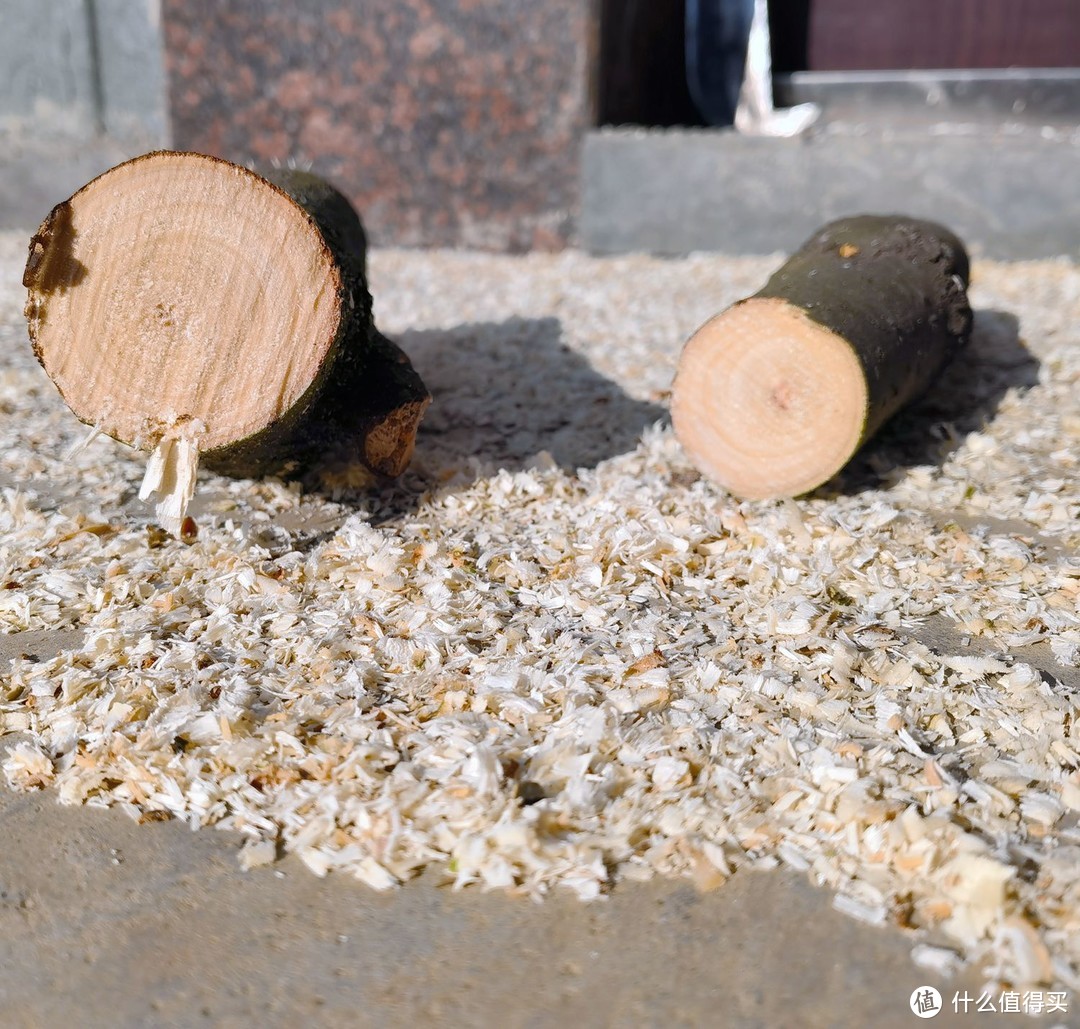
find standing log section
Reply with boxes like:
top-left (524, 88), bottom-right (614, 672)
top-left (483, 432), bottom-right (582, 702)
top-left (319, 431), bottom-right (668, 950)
top-left (671, 215), bottom-right (973, 499)
top-left (23, 151), bottom-right (429, 532)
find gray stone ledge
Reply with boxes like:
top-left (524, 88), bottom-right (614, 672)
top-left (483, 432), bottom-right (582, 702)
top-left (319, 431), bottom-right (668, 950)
top-left (581, 127), bottom-right (1080, 259)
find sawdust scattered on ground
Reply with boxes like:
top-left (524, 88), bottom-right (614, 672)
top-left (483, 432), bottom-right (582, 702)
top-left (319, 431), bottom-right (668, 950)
top-left (1, 233), bottom-right (1078, 996)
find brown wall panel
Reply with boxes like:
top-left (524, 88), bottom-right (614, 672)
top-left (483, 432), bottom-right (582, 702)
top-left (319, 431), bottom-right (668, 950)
top-left (163, 0), bottom-right (596, 250)
top-left (805, 0), bottom-right (1080, 71)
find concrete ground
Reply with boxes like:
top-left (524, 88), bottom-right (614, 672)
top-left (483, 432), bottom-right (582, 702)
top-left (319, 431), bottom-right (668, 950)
top-left (0, 751), bottom-right (982, 1029)
top-left (0, 615), bottom-right (1042, 1029)
top-left (0, 517), bottom-right (1070, 1027)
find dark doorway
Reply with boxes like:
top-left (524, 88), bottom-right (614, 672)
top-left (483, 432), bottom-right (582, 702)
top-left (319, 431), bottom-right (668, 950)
top-left (771, 0), bottom-right (1080, 71)
top-left (599, 0), bottom-right (1080, 128)
top-left (598, 0), bottom-right (704, 126)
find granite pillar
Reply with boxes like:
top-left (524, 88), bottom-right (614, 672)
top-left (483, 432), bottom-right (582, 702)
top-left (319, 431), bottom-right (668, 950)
top-left (163, 0), bottom-right (596, 250)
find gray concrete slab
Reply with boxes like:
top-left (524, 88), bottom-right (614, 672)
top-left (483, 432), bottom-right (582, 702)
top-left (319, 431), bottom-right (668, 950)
top-left (0, 0), bottom-right (98, 140)
top-left (581, 127), bottom-right (1080, 259)
top-left (92, 0), bottom-right (171, 144)
top-left (0, 138), bottom-right (151, 230)
top-left (0, 0), bottom-right (169, 147)
top-left (0, 0), bottom-right (168, 196)
top-left (1, 619), bottom-right (1049, 1027)
top-left (0, 780), bottom-right (986, 1029)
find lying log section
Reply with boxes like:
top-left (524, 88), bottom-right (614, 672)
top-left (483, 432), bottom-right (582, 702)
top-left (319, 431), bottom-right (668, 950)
top-left (672, 215), bottom-right (973, 499)
top-left (23, 151), bottom-right (429, 533)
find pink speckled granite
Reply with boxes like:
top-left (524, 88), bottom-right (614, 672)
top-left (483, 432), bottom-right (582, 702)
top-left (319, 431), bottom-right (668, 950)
top-left (163, 0), bottom-right (595, 250)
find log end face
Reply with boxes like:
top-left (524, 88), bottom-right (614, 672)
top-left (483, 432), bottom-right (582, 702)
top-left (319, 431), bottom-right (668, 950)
top-left (25, 152), bottom-right (346, 454)
top-left (672, 298), bottom-right (868, 499)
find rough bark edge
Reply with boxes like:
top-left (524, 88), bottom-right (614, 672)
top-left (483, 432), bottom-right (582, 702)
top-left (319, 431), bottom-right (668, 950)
top-left (202, 329), bottom-right (430, 481)
top-left (202, 165), bottom-right (431, 481)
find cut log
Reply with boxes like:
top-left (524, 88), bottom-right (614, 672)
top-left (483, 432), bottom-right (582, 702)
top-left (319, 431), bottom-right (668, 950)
top-left (23, 151), bottom-right (429, 532)
top-left (671, 215), bottom-right (972, 499)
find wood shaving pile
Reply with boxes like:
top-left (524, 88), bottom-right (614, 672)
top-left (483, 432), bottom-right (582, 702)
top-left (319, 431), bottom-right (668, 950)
top-left (1, 232), bottom-right (1078, 992)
